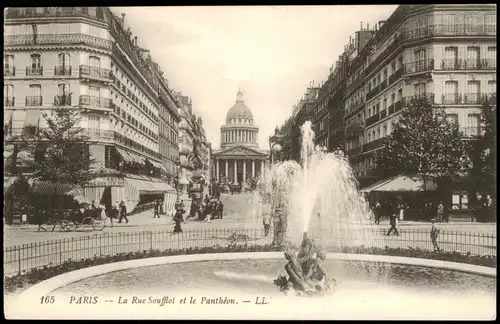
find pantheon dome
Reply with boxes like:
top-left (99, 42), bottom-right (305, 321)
top-left (220, 90), bottom-right (259, 150)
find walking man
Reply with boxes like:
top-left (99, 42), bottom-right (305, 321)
top-left (386, 210), bottom-right (399, 236)
top-left (153, 199), bottom-right (160, 218)
top-left (430, 219), bottom-right (440, 252)
top-left (263, 211), bottom-right (271, 236)
top-left (118, 201), bottom-right (129, 224)
top-left (437, 201), bottom-right (444, 223)
top-left (374, 201), bottom-right (381, 225)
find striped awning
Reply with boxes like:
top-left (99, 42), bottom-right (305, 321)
top-left (129, 151), bottom-right (145, 164)
top-left (124, 175), bottom-right (176, 194)
top-left (85, 176), bottom-right (124, 187)
top-left (361, 176), bottom-right (437, 193)
top-left (24, 110), bottom-right (41, 127)
top-left (116, 147), bottom-right (135, 163)
top-left (28, 179), bottom-right (84, 196)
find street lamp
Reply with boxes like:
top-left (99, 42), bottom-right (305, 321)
top-left (269, 129), bottom-right (284, 164)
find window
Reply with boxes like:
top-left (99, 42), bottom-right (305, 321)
top-left (467, 114), bottom-right (481, 136)
top-left (89, 86), bottom-right (100, 98)
top-left (89, 56), bottom-right (101, 69)
top-left (444, 47), bottom-right (458, 69)
top-left (58, 53), bottom-right (70, 67)
top-left (488, 81), bottom-right (496, 95)
top-left (30, 54), bottom-right (41, 68)
top-left (466, 81), bottom-right (481, 103)
top-left (4, 84), bottom-right (14, 106)
top-left (466, 47), bottom-right (480, 68)
top-left (4, 55), bottom-right (14, 74)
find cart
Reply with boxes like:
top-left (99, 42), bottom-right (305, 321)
top-left (60, 209), bottom-right (106, 232)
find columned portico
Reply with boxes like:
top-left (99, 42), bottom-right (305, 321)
top-left (213, 90), bottom-right (269, 186)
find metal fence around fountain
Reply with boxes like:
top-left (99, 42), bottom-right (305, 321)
top-left (3, 227), bottom-right (496, 277)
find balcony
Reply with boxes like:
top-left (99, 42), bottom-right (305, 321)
top-left (363, 138), bottom-right (384, 152)
top-left (365, 114), bottom-right (380, 127)
top-left (366, 84), bottom-right (381, 101)
top-left (5, 97), bottom-right (15, 107)
top-left (54, 65), bottom-right (72, 76)
top-left (25, 96), bottom-right (43, 106)
top-left (5, 7), bottom-right (108, 21)
top-left (463, 59), bottom-right (497, 70)
top-left (79, 95), bottom-right (112, 109)
top-left (460, 126), bottom-right (482, 137)
top-left (404, 59), bottom-right (434, 74)
top-left (409, 93), bottom-right (435, 104)
top-left (388, 68), bottom-right (403, 85)
top-left (380, 109), bottom-right (387, 119)
top-left (442, 93), bottom-right (462, 105)
top-left (26, 66), bottom-right (43, 76)
top-left (113, 132), bottom-right (161, 161)
top-left (4, 67), bottom-right (15, 77)
top-left (80, 128), bottom-right (114, 141)
top-left (464, 93), bottom-right (487, 105)
top-left (345, 121), bottom-right (364, 137)
top-left (4, 34), bottom-right (113, 51)
top-left (54, 95), bottom-right (72, 107)
top-left (388, 104), bottom-right (395, 115)
top-left (79, 65), bottom-right (113, 81)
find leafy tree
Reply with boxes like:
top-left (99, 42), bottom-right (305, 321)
top-left (14, 108), bottom-right (95, 185)
top-left (374, 96), bottom-right (470, 191)
top-left (468, 95), bottom-right (496, 206)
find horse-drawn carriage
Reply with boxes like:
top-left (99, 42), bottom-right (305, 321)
top-left (44, 207), bottom-right (106, 232)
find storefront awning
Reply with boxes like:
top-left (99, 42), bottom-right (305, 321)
top-left (116, 147), bottom-right (135, 163)
top-left (361, 176), bottom-right (437, 193)
top-left (85, 176), bottom-right (124, 187)
top-left (124, 175), bottom-right (176, 194)
top-left (128, 151), bottom-right (144, 164)
top-left (28, 179), bottom-right (84, 196)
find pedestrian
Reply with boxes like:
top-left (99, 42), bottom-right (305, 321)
top-left (159, 199), bottom-right (164, 215)
top-left (263, 211), bottom-right (271, 236)
top-left (374, 201), bottom-right (381, 225)
top-left (218, 199), bottom-right (224, 219)
top-left (430, 219), bottom-right (440, 252)
top-left (99, 202), bottom-right (113, 228)
top-left (36, 209), bottom-right (48, 232)
top-left (437, 201), bottom-right (444, 223)
top-left (204, 200), bottom-right (212, 223)
top-left (153, 199), bottom-right (160, 218)
top-left (173, 209), bottom-right (183, 234)
top-left (118, 201), bottom-right (129, 224)
top-left (386, 210), bottom-right (399, 236)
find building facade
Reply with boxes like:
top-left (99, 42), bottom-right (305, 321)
top-left (4, 7), bottom-right (181, 213)
top-left (212, 90), bottom-right (268, 184)
top-left (176, 95), bottom-right (211, 193)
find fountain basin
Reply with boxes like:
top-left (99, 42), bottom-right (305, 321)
top-left (8, 252), bottom-right (496, 320)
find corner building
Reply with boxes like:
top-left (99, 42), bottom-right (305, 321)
top-left (343, 4), bottom-right (496, 209)
top-left (4, 7), bottom-right (181, 213)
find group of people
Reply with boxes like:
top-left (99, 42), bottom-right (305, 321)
top-left (275, 233), bottom-right (335, 296)
top-left (200, 194), bottom-right (224, 223)
top-left (152, 199), bottom-right (165, 219)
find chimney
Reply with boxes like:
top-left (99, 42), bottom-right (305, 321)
top-left (121, 13), bottom-right (126, 25)
top-left (360, 21), bottom-right (363, 31)
top-left (367, 23), bottom-right (370, 30)
top-left (379, 20), bottom-right (386, 29)
top-left (134, 36), bottom-right (138, 46)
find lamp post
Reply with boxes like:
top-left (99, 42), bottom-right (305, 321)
top-left (269, 128), bottom-right (284, 164)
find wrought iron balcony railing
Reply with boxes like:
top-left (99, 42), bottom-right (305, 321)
top-left (5, 97), bottom-right (15, 107)
top-left (404, 59), bottom-right (434, 74)
top-left (442, 93), bottom-right (462, 104)
top-left (5, 34), bottom-right (113, 51)
top-left (54, 65), bottom-right (72, 76)
top-left (388, 104), bottom-right (395, 115)
top-left (25, 96), bottom-right (43, 106)
top-left (363, 138), bottom-right (385, 153)
top-left (79, 95), bottom-right (112, 108)
top-left (388, 68), bottom-right (403, 85)
top-left (79, 65), bottom-right (113, 80)
top-left (26, 66), bottom-right (43, 76)
top-left (365, 114), bottom-right (381, 127)
top-left (464, 93), bottom-right (487, 105)
top-left (394, 100), bottom-right (403, 112)
top-left (54, 95), bottom-right (72, 106)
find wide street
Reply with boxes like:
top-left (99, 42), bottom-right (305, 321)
top-left (4, 193), bottom-right (496, 247)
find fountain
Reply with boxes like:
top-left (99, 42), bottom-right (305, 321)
top-left (258, 121), bottom-right (374, 296)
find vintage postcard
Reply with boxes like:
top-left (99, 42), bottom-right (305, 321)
top-left (3, 5), bottom-right (496, 320)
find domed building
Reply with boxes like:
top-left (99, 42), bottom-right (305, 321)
top-left (212, 90), bottom-right (268, 185)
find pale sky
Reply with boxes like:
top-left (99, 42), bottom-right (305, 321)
top-left (114, 5), bottom-right (398, 150)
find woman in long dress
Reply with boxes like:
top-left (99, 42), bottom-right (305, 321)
top-left (173, 210), bottom-right (183, 234)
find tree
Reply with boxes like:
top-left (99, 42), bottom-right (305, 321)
top-left (374, 96), bottom-right (470, 191)
top-left (468, 95), bottom-right (496, 206)
top-left (15, 108), bottom-right (95, 185)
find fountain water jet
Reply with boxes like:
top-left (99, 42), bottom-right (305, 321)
top-left (258, 121), bottom-right (374, 252)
